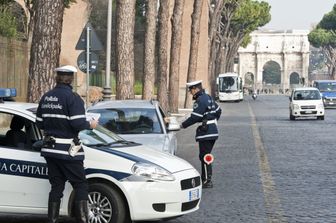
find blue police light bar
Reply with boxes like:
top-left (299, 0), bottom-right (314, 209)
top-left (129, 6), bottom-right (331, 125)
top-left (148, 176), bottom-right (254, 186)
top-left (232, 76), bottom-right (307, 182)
top-left (0, 88), bottom-right (16, 98)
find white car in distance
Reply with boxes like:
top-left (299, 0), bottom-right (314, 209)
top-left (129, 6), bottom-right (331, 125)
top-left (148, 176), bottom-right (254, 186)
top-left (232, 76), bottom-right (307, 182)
top-left (289, 87), bottom-right (325, 120)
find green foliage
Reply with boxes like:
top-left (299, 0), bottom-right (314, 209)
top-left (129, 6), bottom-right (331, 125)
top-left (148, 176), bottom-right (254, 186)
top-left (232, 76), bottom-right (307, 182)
top-left (232, 0), bottom-right (271, 32)
top-left (309, 28), bottom-right (336, 48)
top-left (231, 0), bottom-right (271, 44)
top-left (135, 0), bottom-right (146, 26)
top-left (318, 4), bottom-right (336, 30)
top-left (0, 7), bottom-right (17, 38)
top-left (64, 0), bottom-right (76, 8)
top-left (0, 0), bottom-right (12, 5)
top-left (309, 4), bottom-right (336, 48)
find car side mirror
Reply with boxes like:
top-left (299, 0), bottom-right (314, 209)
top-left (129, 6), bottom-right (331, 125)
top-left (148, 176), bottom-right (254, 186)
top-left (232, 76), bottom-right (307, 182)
top-left (166, 116), bottom-right (180, 131)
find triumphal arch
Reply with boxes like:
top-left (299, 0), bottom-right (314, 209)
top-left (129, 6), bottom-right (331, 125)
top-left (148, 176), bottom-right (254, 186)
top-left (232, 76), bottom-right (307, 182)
top-left (238, 30), bottom-right (310, 94)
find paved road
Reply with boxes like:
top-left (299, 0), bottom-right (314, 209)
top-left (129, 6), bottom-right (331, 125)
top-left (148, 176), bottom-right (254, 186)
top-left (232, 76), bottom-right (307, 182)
top-left (2, 95), bottom-right (336, 223)
top-left (170, 95), bottom-right (336, 223)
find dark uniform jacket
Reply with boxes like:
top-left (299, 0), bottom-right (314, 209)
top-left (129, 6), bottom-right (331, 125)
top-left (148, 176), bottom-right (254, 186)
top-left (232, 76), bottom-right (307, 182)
top-left (182, 90), bottom-right (222, 141)
top-left (36, 84), bottom-right (90, 160)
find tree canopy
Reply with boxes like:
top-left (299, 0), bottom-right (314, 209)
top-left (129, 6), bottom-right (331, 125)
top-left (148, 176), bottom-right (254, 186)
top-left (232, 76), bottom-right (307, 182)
top-left (308, 4), bottom-right (336, 78)
top-left (213, 0), bottom-right (271, 76)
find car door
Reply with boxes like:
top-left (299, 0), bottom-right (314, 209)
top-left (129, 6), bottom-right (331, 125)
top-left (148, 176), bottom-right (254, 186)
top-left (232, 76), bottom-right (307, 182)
top-left (158, 106), bottom-right (177, 155)
top-left (0, 113), bottom-right (50, 211)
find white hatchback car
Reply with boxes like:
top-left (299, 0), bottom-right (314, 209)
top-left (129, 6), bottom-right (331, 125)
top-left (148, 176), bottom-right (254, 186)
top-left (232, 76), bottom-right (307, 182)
top-left (0, 90), bottom-right (201, 223)
top-left (289, 87), bottom-right (325, 120)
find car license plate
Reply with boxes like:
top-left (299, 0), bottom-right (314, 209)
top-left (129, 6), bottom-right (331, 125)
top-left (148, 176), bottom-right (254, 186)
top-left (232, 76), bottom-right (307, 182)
top-left (189, 188), bottom-right (200, 201)
top-left (305, 111), bottom-right (312, 114)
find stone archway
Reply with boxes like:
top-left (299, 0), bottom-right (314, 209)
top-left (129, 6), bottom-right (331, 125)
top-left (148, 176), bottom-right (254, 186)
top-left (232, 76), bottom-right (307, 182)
top-left (238, 30), bottom-right (310, 94)
top-left (262, 61), bottom-right (281, 84)
top-left (262, 61), bottom-right (281, 94)
top-left (289, 72), bottom-right (300, 88)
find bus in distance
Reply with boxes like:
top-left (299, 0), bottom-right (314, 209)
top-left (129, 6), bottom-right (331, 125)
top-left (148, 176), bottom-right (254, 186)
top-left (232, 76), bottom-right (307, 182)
top-left (216, 73), bottom-right (243, 102)
top-left (313, 80), bottom-right (336, 108)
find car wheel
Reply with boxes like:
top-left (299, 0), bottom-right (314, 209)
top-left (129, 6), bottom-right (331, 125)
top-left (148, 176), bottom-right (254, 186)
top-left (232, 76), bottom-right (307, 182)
top-left (317, 115), bottom-right (324, 120)
top-left (88, 183), bottom-right (129, 223)
top-left (289, 113), bottom-right (295, 120)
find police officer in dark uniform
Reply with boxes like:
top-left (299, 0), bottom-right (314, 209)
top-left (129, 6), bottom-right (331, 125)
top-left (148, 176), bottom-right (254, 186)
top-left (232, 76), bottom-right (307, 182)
top-left (36, 65), bottom-right (98, 223)
top-left (181, 80), bottom-right (221, 188)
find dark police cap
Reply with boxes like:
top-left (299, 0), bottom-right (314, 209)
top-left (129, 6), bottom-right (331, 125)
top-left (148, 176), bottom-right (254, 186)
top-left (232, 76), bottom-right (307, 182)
top-left (55, 65), bottom-right (77, 75)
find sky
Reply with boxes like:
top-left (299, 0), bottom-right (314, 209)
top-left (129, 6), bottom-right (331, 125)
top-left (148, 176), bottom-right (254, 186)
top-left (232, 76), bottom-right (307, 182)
top-left (261, 0), bottom-right (335, 31)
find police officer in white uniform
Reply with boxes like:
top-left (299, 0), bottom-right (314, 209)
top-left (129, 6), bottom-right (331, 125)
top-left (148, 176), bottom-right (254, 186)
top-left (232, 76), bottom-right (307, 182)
top-left (36, 65), bottom-right (98, 223)
top-left (181, 80), bottom-right (221, 188)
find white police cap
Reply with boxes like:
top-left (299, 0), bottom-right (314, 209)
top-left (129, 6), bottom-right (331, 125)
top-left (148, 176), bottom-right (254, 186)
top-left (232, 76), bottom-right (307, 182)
top-left (55, 65), bottom-right (77, 74)
top-left (186, 80), bottom-right (202, 88)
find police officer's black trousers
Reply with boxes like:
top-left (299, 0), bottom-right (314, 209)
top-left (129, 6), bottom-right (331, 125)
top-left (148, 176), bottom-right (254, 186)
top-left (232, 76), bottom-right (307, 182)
top-left (45, 158), bottom-right (89, 202)
top-left (46, 158), bottom-right (89, 222)
top-left (198, 140), bottom-right (216, 182)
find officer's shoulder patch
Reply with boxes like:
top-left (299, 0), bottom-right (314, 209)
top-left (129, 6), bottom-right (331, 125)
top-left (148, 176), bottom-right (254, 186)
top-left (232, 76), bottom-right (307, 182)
top-left (193, 102), bottom-right (199, 109)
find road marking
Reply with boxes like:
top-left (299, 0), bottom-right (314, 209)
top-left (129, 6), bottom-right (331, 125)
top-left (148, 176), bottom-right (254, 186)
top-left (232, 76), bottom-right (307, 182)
top-left (248, 102), bottom-right (287, 223)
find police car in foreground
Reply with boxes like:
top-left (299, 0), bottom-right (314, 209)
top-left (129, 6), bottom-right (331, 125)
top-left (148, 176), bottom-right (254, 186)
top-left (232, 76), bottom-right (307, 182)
top-left (0, 89), bottom-right (201, 223)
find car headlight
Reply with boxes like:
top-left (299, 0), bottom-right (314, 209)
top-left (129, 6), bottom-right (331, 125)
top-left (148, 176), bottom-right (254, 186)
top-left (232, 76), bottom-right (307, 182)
top-left (293, 104), bottom-right (299, 109)
top-left (131, 162), bottom-right (175, 181)
top-left (318, 103), bottom-right (324, 109)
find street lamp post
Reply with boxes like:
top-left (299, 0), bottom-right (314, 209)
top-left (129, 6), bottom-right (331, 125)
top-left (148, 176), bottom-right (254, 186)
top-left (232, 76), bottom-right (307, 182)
top-left (103, 0), bottom-right (113, 100)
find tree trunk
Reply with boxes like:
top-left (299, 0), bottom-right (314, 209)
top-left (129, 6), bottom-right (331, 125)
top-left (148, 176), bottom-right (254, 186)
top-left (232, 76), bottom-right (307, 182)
top-left (115, 0), bottom-right (135, 100)
top-left (142, 0), bottom-right (157, 100)
top-left (208, 0), bottom-right (224, 97)
top-left (157, 0), bottom-right (170, 113)
top-left (27, 0), bottom-right (65, 103)
top-left (169, 0), bottom-right (184, 113)
top-left (325, 46), bottom-right (336, 80)
top-left (184, 0), bottom-right (204, 108)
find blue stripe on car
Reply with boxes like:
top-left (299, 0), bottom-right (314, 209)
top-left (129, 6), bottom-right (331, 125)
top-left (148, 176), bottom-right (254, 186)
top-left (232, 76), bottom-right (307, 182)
top-left (0, 158), bottom-right (131, 181)
top-left (85, 168), bottom-right (131, 180)
top-left (0, 158), bottom-right (49, 179)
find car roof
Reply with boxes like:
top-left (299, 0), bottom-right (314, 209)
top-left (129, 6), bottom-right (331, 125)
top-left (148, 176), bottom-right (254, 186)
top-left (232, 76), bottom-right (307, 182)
top-left (88, 99), bottom-right (159, 110)
top-left (293, 87), bottom-right (319, 91)
top-left (0, 101), bottom-right (38, 117)
top-left (314, 80), bottom-right (336, 83)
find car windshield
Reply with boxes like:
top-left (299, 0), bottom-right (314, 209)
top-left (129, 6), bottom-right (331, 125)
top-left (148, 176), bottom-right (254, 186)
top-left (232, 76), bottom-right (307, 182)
top-left (316, 82), bottom-right (336, 92)
top-left (89, 108), bottom-right (163, 134)
top-left (79, 125), bottom-right (130, 146)
top-left (293, 90), bottom-right (321, 100)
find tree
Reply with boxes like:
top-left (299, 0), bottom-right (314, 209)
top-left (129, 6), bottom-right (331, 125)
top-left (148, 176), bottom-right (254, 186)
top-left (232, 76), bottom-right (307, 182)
top-left (142, 0), bottom-right (157, 100)
top-left (27, 0), bottom-right (66, 102)
top-left (216, 0), bottom-right (270, 75)
top-left (207, 0), bottom-right (270, 97)
top-left (309, 4), bottom-right (336, 79)
top-left (169, 0), bottom-right (184, 113)
top-left (184, 0), bottom-right (204, 108)
top-left (0, 4), bottom-right (17, 38)
top-left (208, 0), bottom-right (225, 96)
top-left (157, 0), bottom-right (170, 113)
top-left (115, 0), bottom-right (136, 99)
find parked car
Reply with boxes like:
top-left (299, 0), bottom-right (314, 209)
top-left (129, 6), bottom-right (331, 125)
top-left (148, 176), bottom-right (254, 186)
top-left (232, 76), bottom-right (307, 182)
top-left (0, 89), bottom-right (201, 223)
top-left (289, 87), bottom-right (325, 120)
top-left (88, 100), bottom-right (180, 154)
